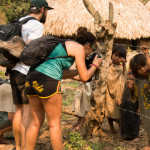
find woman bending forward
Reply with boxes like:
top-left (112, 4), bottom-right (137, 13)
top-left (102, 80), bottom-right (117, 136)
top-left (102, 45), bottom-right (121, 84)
top-left (25, 27), bottom-right (103, 150)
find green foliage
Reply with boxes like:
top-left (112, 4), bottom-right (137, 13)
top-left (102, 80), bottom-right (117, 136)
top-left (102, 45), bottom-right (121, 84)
top-left (61, 81), bottom-right (80, 88)
top-left (62, 81), bottom-right (80, 106)
top-left (0, 9), bottom-right (7, 24)
top-left (114, 147), bottom-right (127, 150)
top-left (89, 142), bottom-right (106, 150)
top-left (62, 88), bottom-right (75, 106)
top-left (63, 128), bottom-right (88, 149)
top-left (61, 114), bottom-right (71, 121)
top-left (63, 95), bottom-right (74, 106)
top-left (0, 0), bottom-right (30, 22)
top-left (0, 70), bottom-right (6, 79)
top-left (63, 128), bottom-right (107, 150)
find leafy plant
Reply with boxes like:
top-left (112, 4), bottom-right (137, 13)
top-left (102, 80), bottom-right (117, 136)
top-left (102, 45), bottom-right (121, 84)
top-left (89, 142), bottom-right (106, 150)
top-left (61, 115), bottom-right (71, 121)
top-left (114, 147), bottom-right (127, 150)
top-left (0, 70), bottom-right (6, 79)
top-left (0, 0), bottom-right (30, 22)
top-left (63, 128), bottom-right (88, 149)
top-left (61, 81), bottom-right (80, 88)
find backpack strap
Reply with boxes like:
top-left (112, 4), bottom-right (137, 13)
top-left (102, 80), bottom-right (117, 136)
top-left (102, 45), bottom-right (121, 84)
top-left (19, 17), bottom-right (38, 25)
top-left (44, 56), bottom-right (70, 61)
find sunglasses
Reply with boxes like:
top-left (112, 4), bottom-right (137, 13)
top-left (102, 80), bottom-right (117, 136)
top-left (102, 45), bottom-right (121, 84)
top-left (87, 42), bottom-right (97, 51)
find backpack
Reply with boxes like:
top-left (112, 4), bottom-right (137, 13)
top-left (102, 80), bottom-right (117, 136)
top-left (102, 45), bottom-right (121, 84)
top-left (20, 35), bottom-right (65, 66)
top-left (0, 17), bottom-right (37, 68)
top-left (0, 17), bottom-right (37, 41)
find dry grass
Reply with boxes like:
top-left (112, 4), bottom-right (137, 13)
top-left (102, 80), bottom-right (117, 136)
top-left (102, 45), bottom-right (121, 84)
top-left (45, 0), bottom-right (150, 40)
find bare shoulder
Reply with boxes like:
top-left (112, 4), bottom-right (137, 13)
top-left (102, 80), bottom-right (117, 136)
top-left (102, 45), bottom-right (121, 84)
top-left (65, 41), bottom-right (84, 57)
top-left (65, 41), bottom-right (83, 49)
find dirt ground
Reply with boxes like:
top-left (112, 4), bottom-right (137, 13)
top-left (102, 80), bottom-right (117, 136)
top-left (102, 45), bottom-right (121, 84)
top-left (1, 117), bottom-right (149, 150)
top-left (1, 80), bottom-right (150, 150)
top-left (0, 50), bottom-right (149, 150)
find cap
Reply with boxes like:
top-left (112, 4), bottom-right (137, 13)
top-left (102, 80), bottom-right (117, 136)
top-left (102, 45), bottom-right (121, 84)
top-left (30, 0), bottom-right (53, 10)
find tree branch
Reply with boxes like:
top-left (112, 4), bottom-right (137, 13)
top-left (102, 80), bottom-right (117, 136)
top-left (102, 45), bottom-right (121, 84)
top-left (82, 0), bottom-right (102, 25)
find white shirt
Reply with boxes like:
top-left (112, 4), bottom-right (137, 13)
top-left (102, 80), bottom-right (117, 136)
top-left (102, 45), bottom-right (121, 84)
top-left (12, 15), bottom-right (43, 75)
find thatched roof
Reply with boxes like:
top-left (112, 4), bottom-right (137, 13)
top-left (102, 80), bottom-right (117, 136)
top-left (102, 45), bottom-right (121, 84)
top-left (146, 1), bottom-right (150, 10)
top-left (44, 0), bottom-right (150, 40)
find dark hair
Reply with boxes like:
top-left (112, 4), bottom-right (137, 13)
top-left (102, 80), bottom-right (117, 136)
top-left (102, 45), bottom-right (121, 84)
top-left (75, 27), bottom-right (96, 46)
top-left (29, 4), bottom-right (42, 14)
top-left (130, 54), bottom-right (146, 78)
top-left (112, 45), bottom-right (127, 60)
top-left (127, 71), bottom-right (133, 75)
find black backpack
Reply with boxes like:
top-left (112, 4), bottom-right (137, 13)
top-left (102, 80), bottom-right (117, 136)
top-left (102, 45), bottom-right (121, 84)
top-left (0, 17), bottom-right (37, 68)
top-left (20, 35), bottom-right (65, 66)
top-left (0, 17), bottom-right (37, 41)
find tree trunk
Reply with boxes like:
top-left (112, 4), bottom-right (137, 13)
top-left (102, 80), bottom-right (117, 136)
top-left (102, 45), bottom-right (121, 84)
top-left (81, 0), bottom-right (117, 137)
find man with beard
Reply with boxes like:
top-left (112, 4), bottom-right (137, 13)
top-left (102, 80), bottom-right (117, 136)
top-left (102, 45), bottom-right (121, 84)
top-left (9, 0), bottom-right (53, 149)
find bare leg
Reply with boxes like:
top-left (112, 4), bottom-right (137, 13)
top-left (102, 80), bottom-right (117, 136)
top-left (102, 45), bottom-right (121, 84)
top-left (13, 104), bottom-right (23, 150)
top-left (75, 117), bottom-right (85, 131)
top-left (0, 134), bottom-right (5, 148)
top-left (0, 126), bottom-right (12, 144)
top-left (142, 140), bottom-right (150, 150)
top-left (42, 94), bottom-right (63, 150)
top-left (8, 112), bottom-right (14, 123)
top-left (0, 112), bottom-right (14, 144)
top-left (142, 146), bottom-right (150, 150)
top-left (108, 118), bottom-right (115, 134)
top-left (21, 104), bottom-right (31, 150)
top-left (73, 117), bottom-right (82, 127)
top-left (25, 96), bottom-right (45, 150)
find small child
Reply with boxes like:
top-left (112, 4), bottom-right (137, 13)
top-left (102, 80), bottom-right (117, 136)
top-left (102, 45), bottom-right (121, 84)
top-left (120, 71), bottom-right (140, 140)
top-left (130, 46), bottom-right (150, 149)
top-left (72, 80), bottom-right (93, 131)
top-left (72, 55), bottom-right (96, 131)
top-left (105, 45), bottom-right (126, 134)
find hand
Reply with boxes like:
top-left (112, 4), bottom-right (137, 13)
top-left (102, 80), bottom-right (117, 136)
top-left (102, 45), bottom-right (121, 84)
top-left (141, 45), bottom-right (149, 54)
top-left (120, 57), bottom-right (126, 66)
top-left (117, 99), bottom-right (121, 106)
top-left (92, 55), bottom-right (103, 67)
top-left (127, 80), bottom-right (134, 90)
top-left (137, 108), bottom-right (140, 114)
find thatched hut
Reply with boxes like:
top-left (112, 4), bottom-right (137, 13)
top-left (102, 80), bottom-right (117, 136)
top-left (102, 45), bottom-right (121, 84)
top-left (141, 0), bottom-right (150, 48)
top-left (44, 0), bottom-right (150, 50)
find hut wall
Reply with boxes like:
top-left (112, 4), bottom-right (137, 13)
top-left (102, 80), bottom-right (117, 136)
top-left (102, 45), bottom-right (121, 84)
top-left (114, 39), bottom-right (140, 50)
top-left (140, 38), bottom-right (150, 48)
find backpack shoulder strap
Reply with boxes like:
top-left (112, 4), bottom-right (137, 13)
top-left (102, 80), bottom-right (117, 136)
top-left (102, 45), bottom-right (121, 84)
top-left (19, 17), bottom-right (38, 25)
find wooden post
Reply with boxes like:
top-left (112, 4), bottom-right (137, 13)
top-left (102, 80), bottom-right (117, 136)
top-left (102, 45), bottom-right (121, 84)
top-left (109, 2), bottom-right (113, 23)
top-left (81, 1), bottom-right (117, 137)
top-left (82, 0), bottom-right (102, 32)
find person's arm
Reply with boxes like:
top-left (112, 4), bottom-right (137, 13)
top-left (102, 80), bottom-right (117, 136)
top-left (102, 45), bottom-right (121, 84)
top-left (141, 45), bottom-right (150, 70)
top-left (72, 75), bottom-right (80, 81)
top-left (62, 69), bottom-right (78, 79)
top-left (26, 39), bottom-right (32, 44)
top-left (120, 57), bottom-right (126, 73)
top-left (75, 49), bottom-right (103, 82)
top-left (65, 41), bottom-right (103, 82)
